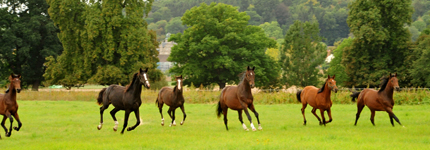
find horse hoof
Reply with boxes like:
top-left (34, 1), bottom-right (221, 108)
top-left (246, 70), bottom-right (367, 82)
top-left (161, 123), bottom-right (164, 126)
top-left (5, 132), bottom-right (10, 137)
top-left (252, 128), bottom-right (257, 131)
top-left (180, 121), bottom-right (184, 125)
top-left (258, 126), bottom-right (263, 130)
top-left (127, 127), bottom-right (132, 131)
top-left (97, 125), bottom-right (102, 130)
top-left (113, 128), bottom-right (117, 132)
top-left (244, 128), bottom-right (249, 131)
top-left (13, 127), bottom-right (19, 131)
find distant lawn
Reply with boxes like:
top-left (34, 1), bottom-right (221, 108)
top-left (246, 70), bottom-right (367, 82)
top-left (1, 101), bottom-right (429, 149)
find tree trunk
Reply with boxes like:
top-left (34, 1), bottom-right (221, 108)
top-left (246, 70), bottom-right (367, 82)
top-left (32, 80), bottom-right (40, 91)
top-left (218, 82), bottom-right (226, 91)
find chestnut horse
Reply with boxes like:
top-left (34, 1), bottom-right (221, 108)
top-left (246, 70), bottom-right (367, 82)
top-left (156, 75), bottom-right (186, 126)
top-left (0, 74), bottom-right (22, 139)
top-left (350, 73), bottom-right (402, 126)
top-left (217, 66), bottom-right (262, 131)
top-left (96, 68), bottom-right (150, 134)
top-left (296, 75), bottom-right (338, 126)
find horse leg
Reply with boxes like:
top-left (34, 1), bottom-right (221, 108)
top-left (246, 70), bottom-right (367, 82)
top-left (320, 109), bottom-right (326, 126)
top-left (241, 103), bottom-right (256, 131)
top-left (6, 113), bottom-right (13, 137)
top-left (370, 110), bottom-right (376, 126)
top-left (354, 104), bottom-right (365, 126)
top-left (127, 109), bottom-right (141, 131)
top-left (98, 105), bottom-right (108, 130)
top-left (385, 107), bottom-right (402, 126)
top-left (158, 101), bottom-right (164, 126)
top-left (110, 108), bottom-right (120, 131)
top-left (326, 108), bottom-right (333, 124)
top-left (168, 107), bottom-right (176, 126)
top-left (12, 113), bottom-right (22, 131)
top-left (238, 110), bottom-right (248, 131)
top-left (120, 110), bottom-right (131, 134)
top-left (223, 108), bottom-right (228, 131)
top-left (311, 108), bottom-right (322, 125)
top-left (249, 104), bottom-right (262, 130)
top-left (301, 104), bottom-right (307, 125)
top-left (1, 116), bottom-right (7, 136)
top-left (180, 105), bottom-right (186, 125)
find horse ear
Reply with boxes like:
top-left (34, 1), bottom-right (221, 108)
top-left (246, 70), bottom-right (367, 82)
top-left (18, 74), bottom-right (21, 78)
top-left (252, 66), bottom-right (255, 70)
top-left (328, 75), bottom-right (331, 78)
top-left (180, 75), bottom-right (183, 78)
top-left (394, 73), bottom-right (397, 77)
top-left (145, 68), bottom-right (148, 72)
top-left (9, 74), bottom-right (13, 80)
top-left (332, 75), bottom-right (335, 79)
top-left (247, 66), bottom-right (251, 70)
top-left (140, 68), bottom-right (143, 72)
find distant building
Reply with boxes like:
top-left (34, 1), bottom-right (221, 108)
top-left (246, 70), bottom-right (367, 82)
top-left (157, 33), bottom-right (176, 73)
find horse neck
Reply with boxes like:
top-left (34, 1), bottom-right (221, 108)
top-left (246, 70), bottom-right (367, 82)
top-left (321, 82), bottom-right (332, 100)
top-left (238, 78), bottom-right (252, 96)
top-left (174, 86), bottom-right (183, 98)
top-left (6, 83), bottom-right (17, 100)
top-left (128, 78), bottom-right (142, 98)
top-left (381, 82), bottom-right (394, 99)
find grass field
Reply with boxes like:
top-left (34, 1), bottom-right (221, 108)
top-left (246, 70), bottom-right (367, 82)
top-left (1, 101), bottom-right (429, 149)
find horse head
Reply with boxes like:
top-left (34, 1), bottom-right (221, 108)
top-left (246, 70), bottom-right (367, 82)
top-left (246, 66), bottom-right (255, 88)
top-left (9, 73), bottom-right (22, 93)
top-left (327, 75), bottom-right (338, 93)
top-left (138, 68), bottom-right (150, 89)
top-left (175, 75), bottom-right (183, 91)
top-left (389, 73), bottom-right (400, 91)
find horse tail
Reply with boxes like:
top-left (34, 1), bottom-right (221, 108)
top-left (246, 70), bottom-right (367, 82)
top-left (350, 91), bottom-right (361, 102)
top-left (217, 87), bottom-right (227, 118)
top-left (296, 90), bottom-right (302, 102)
top-left (97, 88), bottom-right (106, 105)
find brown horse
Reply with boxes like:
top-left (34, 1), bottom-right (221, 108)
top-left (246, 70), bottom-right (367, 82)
top-left (96, 68), bottom-right (150, 134)
top-left (350, 73), bottom-right (402, 126)
top-left (0, 74), bottom-right (22, 139)
top-left (156, 75), bottom-right (186, 126)
top-left (216, 66), bottom-right (262, 131)
top-left (296, 75), bottom-right (338, 126)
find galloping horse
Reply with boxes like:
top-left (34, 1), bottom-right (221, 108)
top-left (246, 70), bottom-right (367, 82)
top-left (0, 74), bottom-right (22, 139)
top-left (156, 75), bottom-right (186, 126)
top-left (296, 75), bottom-right (338, 126)
top-left (217, 66), bottom-right (262, 131)
top-left (350, 73), bottom-right (402, 126)
top-left (96, 68), bottom-right (150, 134)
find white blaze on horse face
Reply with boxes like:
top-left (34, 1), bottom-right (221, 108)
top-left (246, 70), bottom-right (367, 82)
top-left (177, 80), bottom-right (181, 90)
top-left (144, 73), bottom-right (150, 86)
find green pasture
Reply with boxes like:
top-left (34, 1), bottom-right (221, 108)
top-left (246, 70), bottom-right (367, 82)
top-left (1, 101), bottom-right (429, 149)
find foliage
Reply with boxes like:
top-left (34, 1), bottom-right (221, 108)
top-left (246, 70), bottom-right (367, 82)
top-left (409, 26), bottom-right (421, 42)
top-left (343, 0), bottom-right (413, 87)
top-left (0, 0), bottom-right (63, 91)
top-left (410, 28), bottom-right (430, 87)
top-left (327, 38), bottom-right (353, 87)
top-left (280, 20), bottom-right (326, 87)
top-left (168, 2), bottom-right (280, 89)
top-left (412, 19), bottom-right (427, 32)
top-left (148, 20), bottom-right (168, 41)
top-left (259, 21), bottom-right (284, 41)
top-left (44, 0), bottom-right (163, 89)
top-left (166, 17), bottom-right (186, 34)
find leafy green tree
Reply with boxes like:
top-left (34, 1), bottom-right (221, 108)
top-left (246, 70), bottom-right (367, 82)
top-left (166, 17), bottom-right (186, 34)
top-left (148, 20), bottom-right (168, 41)
top-left (0, 0), bottom-right (63, 91)
top-left (412, 20), bottom-right (427, 32)
top-left (410, 28), bottom-right (430, 87)
top-left (409, 26), bottom-right (421, 42)
top-left (280, 20), bottom-right (327, 87)
top-left (326, 38), bottom-right (353, 87)
top-left (245, 10), bottom-right (262, 26)
top-left (259, 21), bottom-right (284, 41)
top-left (44, 0), bottom-right (162, 89)
top-left (150, 7), bottom-right (172, 23)
top-left (168, 2), bottom-right (280, 89)
top-left (343, 0), bottom-right (413, 87)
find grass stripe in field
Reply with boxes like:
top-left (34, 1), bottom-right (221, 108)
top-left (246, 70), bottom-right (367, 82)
top-left (1, 101), bottom-right (429, 149)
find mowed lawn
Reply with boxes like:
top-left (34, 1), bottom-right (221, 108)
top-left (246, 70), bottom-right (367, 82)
top-left (1, 101), bottom-right (429, 149)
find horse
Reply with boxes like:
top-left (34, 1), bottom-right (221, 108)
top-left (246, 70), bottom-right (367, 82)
top-left (216, 66), bottom-right (262, 131)
top-left (296, 75), bottom-right (338, 126)
top-left (350, 73), bottom-right (402, 126)
top-left (96, 68), bottom-right (150, 134)
top-left (155, 75), bottom-right (186, 126)
top-left (0, 74), bottom-right (22, 139)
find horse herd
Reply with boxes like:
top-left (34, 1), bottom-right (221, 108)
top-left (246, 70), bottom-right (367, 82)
top-left (0, 67), bottom-right (403, 138)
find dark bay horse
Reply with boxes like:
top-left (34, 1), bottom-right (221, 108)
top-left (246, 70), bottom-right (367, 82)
top-left (217, 66), bottom-right (262, 131)
top-left (156, 75), bottom-right (186, 126)
top-left (96, 68), bottom-right (150, 134)
top-left (350, 73), bottom-right (402, 126)
top-left (0, 74), bottom-right (22, 139)
top-left (296, 75), bottom-right (338, 126)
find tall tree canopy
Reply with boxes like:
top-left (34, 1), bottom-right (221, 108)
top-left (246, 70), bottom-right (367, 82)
top-left (168, 2), bottom-right (280, 89)
top-left (327, 37), bottom-right (353, 87)
top-left (0, 0), bottom-right (63, 91)
top-left (343, 0), bottom-right (413, 87)
top-left (44, 0), bottom-right (163, 89)
top-left (280, 20), bottom-right (326, 87)
top-left (410, 28), bottom-right (430, 87)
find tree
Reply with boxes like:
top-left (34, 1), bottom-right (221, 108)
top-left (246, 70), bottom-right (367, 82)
top-left (168, 2), bottom-right (280, 89)
top-left (326, 38), bottom-right (353, 87)
top-left (166, 17), bottom-right (186, 34)
top-left (280, 20), bottom-right (326, 87)
top-left (44, 0), bottom-right (163, 89)
top-left (410, 28), bottom-right (430, 87)
top-left (259, 21), bottom-right (284, 41)
top-left (0, 0), bottom-right (63, 91)
top-left (412, 19), bottom-right (427, 32)
top-left (343, 0), bottom-right (413, 87)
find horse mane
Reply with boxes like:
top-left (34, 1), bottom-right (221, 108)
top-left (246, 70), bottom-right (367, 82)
top-left (238, 71), bottom-right (246, 84)
top-left (173, 85), bottom-right (178, 93)
top-left (378, 76), bottom-right (390, 93)
top-left (317, 80), bottom-right (326, 93)
top-left (125, 73), bottom-right (138, 92)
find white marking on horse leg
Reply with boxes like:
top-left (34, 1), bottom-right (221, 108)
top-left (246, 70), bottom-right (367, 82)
top-left (139, 117), bottom-right (143, 126)
top-left (97, 123), bottom-right (103, 130)
top-left (113, 121), bottom-right (119, 131)
top-left (250, 123), bottom-right (256, 131)
top-left (242, 123), bottom-right (249, 131)
top-left (173, 120), bottom-right (176, 126)
top-left (180, 119), bottom-right (184, 125)
top-left (161, 118), bottom-right (164, 126)
top-left (258, 124), bottom-right (263, 130)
